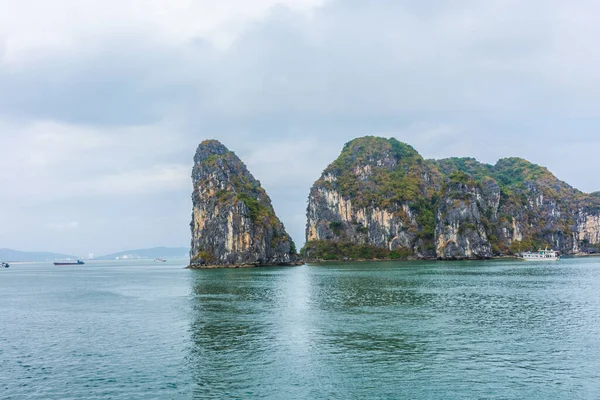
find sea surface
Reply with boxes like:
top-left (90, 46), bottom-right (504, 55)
top-left (1, 257), bottom-right (600, 399)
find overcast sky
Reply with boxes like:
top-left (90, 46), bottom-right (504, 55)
top-left (1, 0), bottom-right (599, 256)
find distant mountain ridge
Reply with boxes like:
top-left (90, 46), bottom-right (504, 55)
top-left (0, 246), bottom-right (189, 262)
top-left (95, 246), bottom-right (189, 260)
top-left (0, 248), bottom-right (79, 262)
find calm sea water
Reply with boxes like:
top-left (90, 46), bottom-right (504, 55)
top-left (1, 258), bottom-right (600, 399)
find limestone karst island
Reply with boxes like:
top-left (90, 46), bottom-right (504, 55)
top-left (189, 136), bottom-right (600, 268)
top-left (189, 140), bottom-right (300, 268)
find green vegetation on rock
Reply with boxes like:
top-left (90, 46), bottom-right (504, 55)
top-left (301, 240), bottom-right (413, 261)
top-left (323, 136), bottom-right (431, 207)
top-left (303, 135), bottom-right (600, 261)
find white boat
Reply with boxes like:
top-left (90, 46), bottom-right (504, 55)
top-left (521, 248), bottom-right (560, 261)
top-left (154, 258), bottom-right (167, 262)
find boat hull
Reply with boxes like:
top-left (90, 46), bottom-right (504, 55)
top-left (54, 261), bottom-right (85, 266)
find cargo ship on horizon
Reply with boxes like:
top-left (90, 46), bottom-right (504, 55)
top-left (53, 260), bottom-right (85, 266)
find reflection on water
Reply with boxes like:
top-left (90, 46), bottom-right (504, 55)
top-left (187, 259), bottom-right (600, 399)
top-left (2, 258), bottom-right (600, 399)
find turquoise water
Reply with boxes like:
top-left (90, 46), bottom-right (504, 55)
top-left (1, 258), bottom-right (600, 399)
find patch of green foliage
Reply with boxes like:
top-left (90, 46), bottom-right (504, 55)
top-left (356, 225), bottom-right (368, 234)
top-left (447, 171), bottom-right (480, 187)
top-left (508, 239), bottom-right (553, 254)
top-left (458, 222), bottom-right (478, 234)
top-left (300, 240), bottom-right (413, 261)
top-left (203, 154), bottom-right (221, 165)
top-left (389, 248), bottom-right (414, 259)
top-left (493, 158), bottom-right (549, 187)
top-left (329, 221), bottom-right (344, 236)
top-left (289, 240), bottom-right (297, 256)
top-left (434, 156), bottom-right (568, 199)
top-left (410, 199), bottom-right (435, 239)
top-left (322, 136), bottom-right (429, 209)
top-left (237, 192), bottom-right (262, 221)
top-left (430, 157), bottom-right (493, 182)
top-left (215, 189), bottom-right (232, 202)
top-left (191, 250), bottom-right (216, 264)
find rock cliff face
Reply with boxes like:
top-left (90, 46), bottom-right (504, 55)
top-left (304, 137), bottom-right (439, 260)
top-left (433, 157), bottom-right (600, 257)
top-left (302, 136), bottom-right (600, 260)
top-left (189, 140), bottom-right (299, 268)
top-left (434, 177), bottom-right (497, 259)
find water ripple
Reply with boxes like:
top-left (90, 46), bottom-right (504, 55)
top-left (2, 259), bottom-right (600, 399)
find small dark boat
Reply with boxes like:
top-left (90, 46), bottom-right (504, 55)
top-left (2, 262), bottom-right (9, 268)
top-left (54, 260), bottom-right (85, 266)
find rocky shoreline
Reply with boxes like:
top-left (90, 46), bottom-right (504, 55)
top-left (301, 255), bottom-right (523, 263)
top-left (572, 252), bottom-right (600, 258)
top-left (187, 261), bottom-right (305, 269)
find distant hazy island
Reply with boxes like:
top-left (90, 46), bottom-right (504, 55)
top-left (94, 247), bottom-right (189, 260)
top-left (1, 247), bottom-right (188, 262)
top-left (189, 137), bottom-right (600, 268)
top-left (0, 249), bottom-right (80, 263)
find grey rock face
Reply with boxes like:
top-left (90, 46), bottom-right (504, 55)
top-left (435, 180), bottom-right (494, 259)
top-left (189, 140), bottom-right (298, 268)
top-left (306, 185), bottom-right (427, 254)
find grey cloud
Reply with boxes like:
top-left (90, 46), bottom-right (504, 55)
top-left (1, 0), bottom-right (600, 254)
top-left (0, 35), bottom-right (189, 125)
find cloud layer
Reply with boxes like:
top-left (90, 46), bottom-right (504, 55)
top-left (1, 0), bottom-right (599, 255)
